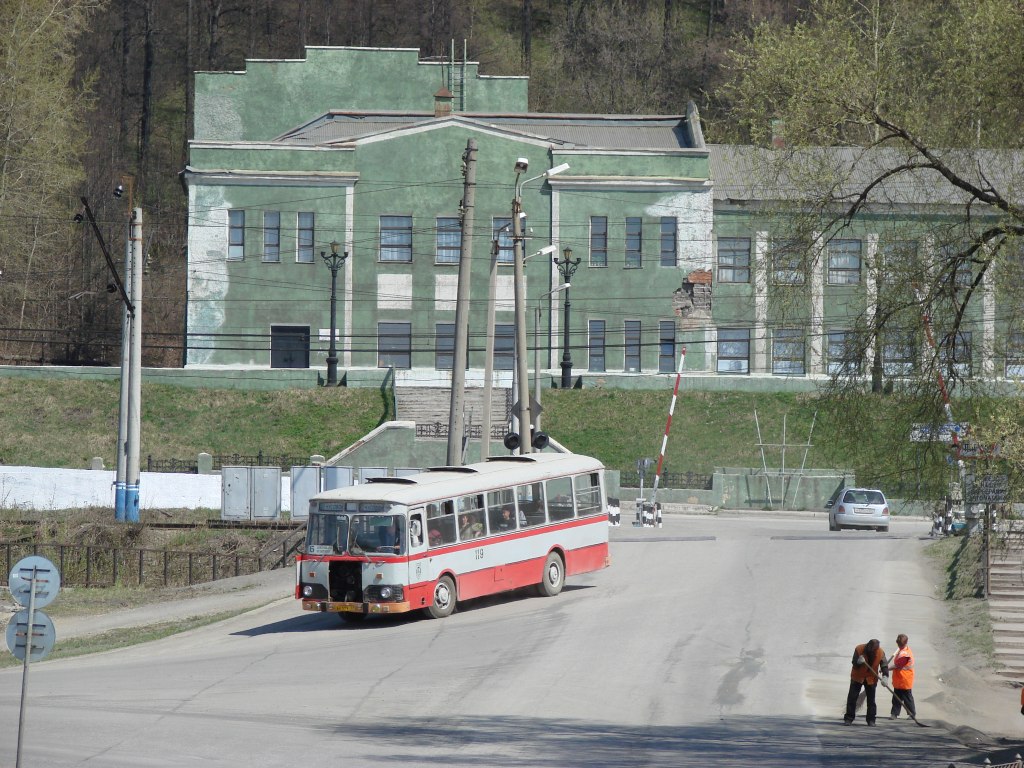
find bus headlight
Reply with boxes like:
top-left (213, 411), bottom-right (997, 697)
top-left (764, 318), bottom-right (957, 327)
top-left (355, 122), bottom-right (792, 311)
top-left (302, 585), bottom-right (315, 598)
top-left (366, 585), bottom-right (404, 602)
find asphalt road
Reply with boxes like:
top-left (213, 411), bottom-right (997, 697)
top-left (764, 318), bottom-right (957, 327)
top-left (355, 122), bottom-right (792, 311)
top-left (1, 515), bottom-right (1022, 767)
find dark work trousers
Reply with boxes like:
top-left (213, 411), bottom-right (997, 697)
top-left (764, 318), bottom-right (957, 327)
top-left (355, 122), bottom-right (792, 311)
top-left (891, 688), bottom-right (916, 718)
top-left (845, 680), bottom-right (877, 723)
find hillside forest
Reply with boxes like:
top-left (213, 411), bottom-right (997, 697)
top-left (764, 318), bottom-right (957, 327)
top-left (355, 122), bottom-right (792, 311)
top-left (0, 0), bottom-right (804, 367)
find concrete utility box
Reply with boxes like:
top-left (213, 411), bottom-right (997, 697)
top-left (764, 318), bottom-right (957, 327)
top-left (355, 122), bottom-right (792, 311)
top-left (290, 465), bottom-right (320, 521)
top-left (221, 466), bottom-right (282, 520)
top-left (322, 466), bottom-right (353, 491)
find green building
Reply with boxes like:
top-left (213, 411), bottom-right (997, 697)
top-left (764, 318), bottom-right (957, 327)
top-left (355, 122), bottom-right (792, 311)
top-left (184, 47), bottom-right (711, 388)
top-left (185, 46), bottom-right (1007, 393)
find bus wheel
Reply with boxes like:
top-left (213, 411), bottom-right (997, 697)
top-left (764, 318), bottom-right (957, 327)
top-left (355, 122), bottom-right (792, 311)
top-left (425, 575), bottom-right (456, 619)
top-left (338, 612), bottom-right (366, 624)
top-left (537, 552), bottom-right (565, 597)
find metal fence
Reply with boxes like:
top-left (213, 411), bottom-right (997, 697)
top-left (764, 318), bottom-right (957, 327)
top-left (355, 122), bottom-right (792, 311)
top-left (415, 422), bottom-right (508, 440)
top-left (1, 540), bottom-right (302, 589)
top-left (145, 452), bottom-right (311, 473)
top-left (619, 469), bottom-right (713, 490)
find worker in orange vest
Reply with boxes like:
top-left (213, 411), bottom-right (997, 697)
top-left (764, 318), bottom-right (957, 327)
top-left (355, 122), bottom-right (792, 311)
top-left (889, 633), bottom-right (916, 719)
top-left (844, 638), bottom-right (888, 726)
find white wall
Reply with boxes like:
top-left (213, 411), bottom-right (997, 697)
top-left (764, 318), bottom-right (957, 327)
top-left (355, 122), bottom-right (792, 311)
top-left (0, 467), bottom-right (292, 513)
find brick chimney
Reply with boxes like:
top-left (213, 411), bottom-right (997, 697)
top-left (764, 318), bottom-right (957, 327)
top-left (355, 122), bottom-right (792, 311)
top-left (434, 87), bottom-right (454, 118)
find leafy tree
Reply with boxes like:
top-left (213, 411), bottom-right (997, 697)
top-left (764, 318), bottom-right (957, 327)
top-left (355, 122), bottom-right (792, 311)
top-left (0, 0), bottom-right (105, 363)
top-left (717, 0), bottom-right (1024, 497)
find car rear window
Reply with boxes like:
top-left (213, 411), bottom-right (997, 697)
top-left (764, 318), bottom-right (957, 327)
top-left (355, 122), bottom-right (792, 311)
top-left (843, 490), bottom-right (885, 504)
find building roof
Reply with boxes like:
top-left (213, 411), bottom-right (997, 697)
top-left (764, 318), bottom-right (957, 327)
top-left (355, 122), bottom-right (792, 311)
top-left (708, 143), bottom-right (1024, 208)
top-left (277, 111), bottom-right (704, 150)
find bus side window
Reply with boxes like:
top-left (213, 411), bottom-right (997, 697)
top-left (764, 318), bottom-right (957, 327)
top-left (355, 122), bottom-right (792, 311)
top-left (428, 501), bottom-right (457, 547)
top-left (516, 484), bottom-right (546, 528)
top-left (546, 476), bottom-right (574, 521)
top-left (574, 472), bottom-right (603, 517)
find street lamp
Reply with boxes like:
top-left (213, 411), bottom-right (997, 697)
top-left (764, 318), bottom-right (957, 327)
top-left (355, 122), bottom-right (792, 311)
top-left (510, 159), bottom-right (569, 453)
top-left (553, 247), bottom-right (581, 388)
top-left (321, 240), bottom-right (348, 386)
top-left (533, 282), bottom-right (570, 435)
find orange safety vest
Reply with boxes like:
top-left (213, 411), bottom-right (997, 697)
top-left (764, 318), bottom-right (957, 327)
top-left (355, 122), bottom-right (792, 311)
top-left (891, 645), bottom-right (915, 690)
top-left (851, 643), bottom-right (887, 685)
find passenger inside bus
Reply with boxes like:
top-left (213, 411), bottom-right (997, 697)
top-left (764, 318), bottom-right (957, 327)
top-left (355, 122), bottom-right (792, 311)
top-left (459, 513), bottom-right (483, 539)
top-left (495, 505), bottom-right (516, 531)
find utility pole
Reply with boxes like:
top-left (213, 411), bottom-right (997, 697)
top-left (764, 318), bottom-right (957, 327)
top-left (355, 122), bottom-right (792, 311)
top-left (115, 221), bottom-right (131, 521)
top-left (511, 181), bottom-right (532, 454)
top-left (480, 237), bottom-right (498, 460)
top-left (125, 207), bottom-right (143, 523)
top-left (447, 139), bottom-right (476, 465)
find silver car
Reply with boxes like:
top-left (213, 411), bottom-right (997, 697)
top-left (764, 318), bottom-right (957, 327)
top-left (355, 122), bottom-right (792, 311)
top-left (826, 487), bottom-right (890, 532)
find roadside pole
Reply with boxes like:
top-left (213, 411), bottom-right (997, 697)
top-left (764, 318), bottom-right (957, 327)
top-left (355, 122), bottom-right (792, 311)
top-left (125, 208), bottom-right (143, 522)
top-left (447, 139), bottom-right (476, 465)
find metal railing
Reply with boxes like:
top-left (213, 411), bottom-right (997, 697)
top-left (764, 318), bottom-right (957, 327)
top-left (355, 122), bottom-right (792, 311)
top-left (1, 539), bottom-right (302, 589)
top-left (619, 469), bottom-right (713, 490)
top-left (415, 422), bottom-right (508, 440)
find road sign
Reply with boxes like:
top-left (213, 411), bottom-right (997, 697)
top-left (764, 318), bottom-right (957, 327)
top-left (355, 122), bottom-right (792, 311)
top-left (5, 609), bottom-right (55, 662)
top-left (910, 422), bottom-right (968, 443)
top-left (966, 473), bottom-right (1009, 505)
top-left (8, 556), bottom-right (61, 609)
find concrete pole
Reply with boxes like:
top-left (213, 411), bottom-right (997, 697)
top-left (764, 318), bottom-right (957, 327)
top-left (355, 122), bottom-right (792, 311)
top-left (125, 208), bottom-right (143, 523)
top-left (512, 194), bottom-right (532, 454)
top-left (480, 241), bottom-right (498, 460)
top-left (447, 139), bottom-right (476, 465)
top-left (115, 223), bottom-right (131, 521)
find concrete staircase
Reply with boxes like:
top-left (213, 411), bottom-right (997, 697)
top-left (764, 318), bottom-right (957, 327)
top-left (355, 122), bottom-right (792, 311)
top-left (395, 386), bottom-right (511, 439)
top-left (988, 538), bottom-right (1024, 681)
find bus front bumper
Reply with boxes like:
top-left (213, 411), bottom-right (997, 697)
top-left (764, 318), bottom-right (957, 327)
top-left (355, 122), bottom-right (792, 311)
top-left (302, 599), bottom-right (413, 616)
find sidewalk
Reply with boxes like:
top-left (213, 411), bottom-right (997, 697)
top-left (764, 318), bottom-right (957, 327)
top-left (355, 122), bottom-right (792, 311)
top-left (6, 567), bottom-right (297, 642)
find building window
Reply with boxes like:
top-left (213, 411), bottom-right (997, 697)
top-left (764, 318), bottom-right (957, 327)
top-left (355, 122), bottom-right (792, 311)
top-left (941, 330), bottom-right (972, 377)
top-left (955, 259), bottom-right (973, 288)
top-left (880, 240), bottom-right (920, 285)
top-left (883, 330), bottom-right (915, 376)
top-left (659, 321), bottom-right (676, 372)
top-left (624, 320), bottom-right (641, 372)
top-left (827, 331), bottom-right (861, 375)
top-left (827, 239), bottom-right (861, 285)
top-left (227, 209), bottom-right (245, 260)
top-left (377, 322), bottom-right (411, 368)
top-left (625, 217), bottom-right (642, 268)
top-left (717, 238), bottom-right (751, 283)
top-left (771, 240), bottom-right (805, 285)
top-left (380, 215), bottom-right (413, 262)
top-left (270, 325), bottom-right (309, 369)
top-left (590, 216), bottom-right (608, 267)
top-left (588, 320), bottom-right (606, 372)
top-left (494, 323), bottom-right (514, 370)
top-left (717, 328), bottom-right (750, 374)
top-left (493, 217), bottom-right (518, 264)
top-left (297, 212), bottom-right (315, 263)
top-left (772, 329), bottom-right (805, 375)
top-left (1007, 332), bottom-right (1024, 377)
top-left (436, 216), bottom-right (461, 265)
top-left (435, 323), bottom-right (455, 370)
top-left (660, 218), bottom-right (677, 267)
top-left (262, 211), bottom-right (280, 262)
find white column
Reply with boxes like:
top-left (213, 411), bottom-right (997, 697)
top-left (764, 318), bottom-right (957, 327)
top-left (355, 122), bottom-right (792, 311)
top-left (753, 231), bottom-right (769, 373)
top-left (343, 186), bottom-right (355, 368)
top-left (982, 252), bottom-right (995, 377)
top-left (863, 234), bottom-right (879, 372)
top-left (809, 232), bottom-right (824, 374)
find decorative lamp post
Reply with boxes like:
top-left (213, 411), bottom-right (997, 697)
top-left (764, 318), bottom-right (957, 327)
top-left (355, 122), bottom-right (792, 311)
top-left (554, 247), bottom-right (581, 388)
top-left (321, 240), bottom-right (348, 386)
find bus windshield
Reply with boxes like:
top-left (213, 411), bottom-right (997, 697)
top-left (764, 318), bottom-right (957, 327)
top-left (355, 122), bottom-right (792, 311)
top-left (307, 502), bottom-right (404, 556)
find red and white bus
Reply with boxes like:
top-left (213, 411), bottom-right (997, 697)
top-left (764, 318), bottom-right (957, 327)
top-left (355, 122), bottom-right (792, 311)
top-left (296, 452), bottom-right (610, 621)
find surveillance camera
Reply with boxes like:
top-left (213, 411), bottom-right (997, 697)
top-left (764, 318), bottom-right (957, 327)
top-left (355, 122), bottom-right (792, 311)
top-left (113, 184), bottom-right (124, 198)
top-left (73, 212), bottom-right (84, 223)
top-left (514, 157), bottom-right (529, 173)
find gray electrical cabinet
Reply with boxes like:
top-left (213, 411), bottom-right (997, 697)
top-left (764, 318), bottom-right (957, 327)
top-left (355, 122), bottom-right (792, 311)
top-left (322, 465), bottom-right (353, 491)
top-left (290, 465), bottom-right (320, 521)
top-left (221, 466), bottom-right (282, 520)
